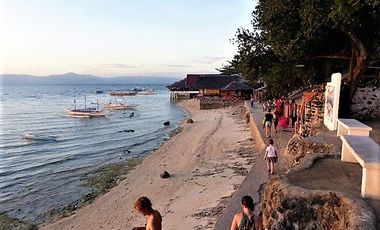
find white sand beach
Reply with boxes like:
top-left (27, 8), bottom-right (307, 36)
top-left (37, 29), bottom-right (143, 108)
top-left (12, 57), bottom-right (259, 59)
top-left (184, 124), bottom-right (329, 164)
top-left (40, 100), bottom-right (258, 230)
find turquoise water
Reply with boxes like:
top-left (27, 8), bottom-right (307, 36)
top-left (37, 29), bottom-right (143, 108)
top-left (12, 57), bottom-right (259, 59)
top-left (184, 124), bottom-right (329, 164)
top-left (0, 84), bottom-right (187, 224)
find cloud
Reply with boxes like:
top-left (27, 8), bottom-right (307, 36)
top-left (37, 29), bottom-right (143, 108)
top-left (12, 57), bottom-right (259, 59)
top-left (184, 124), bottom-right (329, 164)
top-left (195, 56), bottom-right (230, 64)
top-left (105, 64), bottom-right (138, 69)
top-left (162, 64), bottom-right (192, 68)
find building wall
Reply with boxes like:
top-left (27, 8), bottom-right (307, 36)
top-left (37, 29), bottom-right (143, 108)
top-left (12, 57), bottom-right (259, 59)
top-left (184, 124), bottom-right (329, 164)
top-left (201, 89), bottom-right (219, 95)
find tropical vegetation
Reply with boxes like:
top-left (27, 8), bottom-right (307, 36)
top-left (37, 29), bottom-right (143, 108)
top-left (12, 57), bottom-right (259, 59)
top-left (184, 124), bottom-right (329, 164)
top-left (219, 0), bottom-right (380, 99)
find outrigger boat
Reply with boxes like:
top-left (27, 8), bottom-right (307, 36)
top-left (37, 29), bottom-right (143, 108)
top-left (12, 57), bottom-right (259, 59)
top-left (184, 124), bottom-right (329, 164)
top-left (103, 102), bottom-right (138, 110)
top-left (109, 91), bottom-right (138, 96)
top-left (65, 97), bottom-right (105, 118)
top-left (137, 89), bottom-right (156, 95)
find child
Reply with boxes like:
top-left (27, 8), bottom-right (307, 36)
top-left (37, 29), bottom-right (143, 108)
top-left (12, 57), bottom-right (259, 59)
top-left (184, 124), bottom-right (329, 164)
top-left (264, 139), bottom-right (277, 175)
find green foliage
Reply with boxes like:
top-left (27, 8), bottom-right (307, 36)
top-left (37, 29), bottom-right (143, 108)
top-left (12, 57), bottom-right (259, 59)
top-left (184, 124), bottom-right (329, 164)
top-left (222, 0), bottom-right (380, 98)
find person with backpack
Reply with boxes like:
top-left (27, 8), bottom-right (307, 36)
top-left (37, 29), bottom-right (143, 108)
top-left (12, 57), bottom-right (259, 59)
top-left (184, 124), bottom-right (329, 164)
top-left (230, 195), bottom-right (263, 230)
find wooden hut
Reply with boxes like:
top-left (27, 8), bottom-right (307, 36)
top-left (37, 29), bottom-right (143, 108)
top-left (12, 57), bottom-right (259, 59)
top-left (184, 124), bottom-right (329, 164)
top-left (221, 81), bottom-right (253, 99)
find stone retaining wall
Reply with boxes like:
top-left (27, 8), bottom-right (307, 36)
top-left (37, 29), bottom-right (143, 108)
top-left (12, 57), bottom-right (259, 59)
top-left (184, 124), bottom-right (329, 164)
top-left (351, 86), bottom-right (380, 120)
top-left (199, 96), bottom-right (235, 110)
top-left (299, 84), bottom-right (325, 138)
top-left (261, 179), bottom-right (376, 230)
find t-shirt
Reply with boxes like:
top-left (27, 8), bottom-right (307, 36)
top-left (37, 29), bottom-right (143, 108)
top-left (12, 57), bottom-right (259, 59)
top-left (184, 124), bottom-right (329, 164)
top-left (264, 113), bottom-right (273, 122)
top-left (266, 145), bottom-right (276, 157)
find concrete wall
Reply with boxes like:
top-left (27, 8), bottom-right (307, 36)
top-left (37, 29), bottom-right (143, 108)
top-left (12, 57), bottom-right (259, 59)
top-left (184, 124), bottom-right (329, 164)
top-left (351, 86), bottom-right (380, 120)
top-left (244, 101), bottom-right (266, 151)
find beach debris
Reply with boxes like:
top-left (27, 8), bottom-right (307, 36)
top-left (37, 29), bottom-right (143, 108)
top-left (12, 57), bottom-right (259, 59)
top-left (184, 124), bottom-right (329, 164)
top-left (163, 121), bottom-right (170, 126)
top-left (160, 171), bottom-right (170, 178)
top-left (187, 118), bottom-right (194, 123)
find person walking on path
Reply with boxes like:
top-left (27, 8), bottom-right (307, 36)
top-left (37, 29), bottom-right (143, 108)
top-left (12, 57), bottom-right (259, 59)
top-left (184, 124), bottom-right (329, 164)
top-left (230, 195), bottom-right (263, 230)
top-left (132, 196), bottom-right (162, 230)
top-left (262, 109), bottom-right (274, 138)
top-left (273, 108), bottom-right (279, 133)
top-left (264, 139), bottom-right (278, 175)
top-left (290, 99), bottom-right (297, 128)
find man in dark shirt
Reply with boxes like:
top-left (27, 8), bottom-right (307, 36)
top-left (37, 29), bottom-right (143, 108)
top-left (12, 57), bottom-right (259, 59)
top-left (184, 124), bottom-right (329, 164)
top-left (263, 109), bottom-right (274, 138)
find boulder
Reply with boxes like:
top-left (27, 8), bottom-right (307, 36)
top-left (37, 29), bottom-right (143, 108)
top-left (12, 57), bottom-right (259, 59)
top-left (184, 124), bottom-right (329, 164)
top-left (187, 119), bottom-right (194, 123)
top-left (163, 121), bottom-right (170, 126)
top-left (160, 171), bottom-right (170, 179)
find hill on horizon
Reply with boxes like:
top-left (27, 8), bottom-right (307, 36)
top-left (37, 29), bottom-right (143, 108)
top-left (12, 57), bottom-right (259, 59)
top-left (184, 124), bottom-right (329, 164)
top-left (0, 73), bottom-right (182, 85)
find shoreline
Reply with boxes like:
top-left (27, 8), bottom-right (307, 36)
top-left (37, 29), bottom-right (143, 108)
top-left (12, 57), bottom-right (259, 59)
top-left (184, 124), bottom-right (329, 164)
top-left (1, 102), bottom-right (189, 229)
top-left (39, 100), bottom-right (258, 229)
top-left (42, 104), bottom-right (191, 224)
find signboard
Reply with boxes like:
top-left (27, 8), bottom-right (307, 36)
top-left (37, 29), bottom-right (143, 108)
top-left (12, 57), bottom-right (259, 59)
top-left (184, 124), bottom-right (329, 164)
top-left (324, 73), bottom-right (341, 131)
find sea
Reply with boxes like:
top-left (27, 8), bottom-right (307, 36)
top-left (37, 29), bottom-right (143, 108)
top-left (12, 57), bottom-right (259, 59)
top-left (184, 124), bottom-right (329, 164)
top-left (0, 84), bottom-right (187, 224)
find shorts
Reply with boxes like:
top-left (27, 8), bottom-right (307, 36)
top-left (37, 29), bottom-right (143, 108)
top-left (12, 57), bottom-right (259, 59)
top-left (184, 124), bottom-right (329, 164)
top-left (268, 157), bottom-right (277, 163)
top-left (265, 121), bottom-right (272, 127)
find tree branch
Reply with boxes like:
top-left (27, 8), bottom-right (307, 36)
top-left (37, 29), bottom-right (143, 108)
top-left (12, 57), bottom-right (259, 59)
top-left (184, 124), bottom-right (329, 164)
top-left (305, 55), bottom-right (351, 60)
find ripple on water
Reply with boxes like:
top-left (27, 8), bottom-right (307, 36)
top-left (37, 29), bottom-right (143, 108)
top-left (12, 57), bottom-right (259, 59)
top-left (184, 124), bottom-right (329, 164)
top-left (0, 84), bottom-right (188, 223)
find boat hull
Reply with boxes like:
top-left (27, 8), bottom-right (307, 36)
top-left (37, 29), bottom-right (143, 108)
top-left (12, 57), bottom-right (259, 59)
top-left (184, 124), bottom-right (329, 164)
top-left (65, 109), bottom-right (105, 117)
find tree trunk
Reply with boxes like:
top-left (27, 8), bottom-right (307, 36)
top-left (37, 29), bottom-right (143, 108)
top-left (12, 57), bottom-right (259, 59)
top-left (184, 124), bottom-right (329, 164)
top-left (348, 46), bottom-right (355, 82)
top-left (346, 31), bottom-right (367, 99)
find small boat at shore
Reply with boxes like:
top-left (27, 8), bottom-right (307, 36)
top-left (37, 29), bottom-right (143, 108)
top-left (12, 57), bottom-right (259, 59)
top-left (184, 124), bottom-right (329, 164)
top-left (137, 90), bottom-right (156, 95)
top-left (103, 102), bottom-right (138, 110)
top-left (109, 91), bottom-right (138, 96)
top-left (23, 132), bottom-right (57, 141)
top-left (65, 109), bottom-right (106, 117)
top-left (66, 97), bottom-right (106, 118)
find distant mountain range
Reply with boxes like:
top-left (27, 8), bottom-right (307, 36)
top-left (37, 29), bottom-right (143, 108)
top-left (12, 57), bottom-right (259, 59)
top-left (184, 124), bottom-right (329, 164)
top-left (0, 73), bottom-right (181, 85)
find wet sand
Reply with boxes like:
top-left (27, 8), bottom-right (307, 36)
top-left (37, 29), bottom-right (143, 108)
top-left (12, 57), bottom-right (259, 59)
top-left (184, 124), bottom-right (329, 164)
top-left (40, 100), bottom-right (258, 230)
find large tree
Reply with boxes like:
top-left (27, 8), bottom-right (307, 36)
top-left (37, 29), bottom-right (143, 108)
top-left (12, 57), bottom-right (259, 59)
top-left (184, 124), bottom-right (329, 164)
top-left (223, 0), bottom-right (380, 98)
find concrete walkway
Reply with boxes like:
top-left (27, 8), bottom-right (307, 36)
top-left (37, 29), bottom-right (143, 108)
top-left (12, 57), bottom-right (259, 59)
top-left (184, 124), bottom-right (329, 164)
top-left (215, 102), bottom-right (293, 229)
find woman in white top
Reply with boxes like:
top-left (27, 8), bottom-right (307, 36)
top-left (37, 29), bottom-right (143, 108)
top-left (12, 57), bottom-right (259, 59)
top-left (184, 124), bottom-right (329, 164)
top-left (264, 139), bottom-right (277, 175)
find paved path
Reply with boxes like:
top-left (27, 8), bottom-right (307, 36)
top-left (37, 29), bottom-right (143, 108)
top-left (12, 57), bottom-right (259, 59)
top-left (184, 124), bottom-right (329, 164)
top-left (215, 102), bottom-right (293, 229)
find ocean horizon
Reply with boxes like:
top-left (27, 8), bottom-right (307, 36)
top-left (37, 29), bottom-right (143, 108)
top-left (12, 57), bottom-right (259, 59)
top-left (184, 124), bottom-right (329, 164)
top-left (0, 84), bottom-right (187, 224)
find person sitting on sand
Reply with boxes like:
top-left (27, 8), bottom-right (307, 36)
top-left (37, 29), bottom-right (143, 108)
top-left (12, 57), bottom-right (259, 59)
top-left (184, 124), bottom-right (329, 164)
top-left (230, 195), bottom-right (263, 230)
top-left (132, 196), bottom-right (162, 230)
top-left (264, 138), bottom-right (278, 175)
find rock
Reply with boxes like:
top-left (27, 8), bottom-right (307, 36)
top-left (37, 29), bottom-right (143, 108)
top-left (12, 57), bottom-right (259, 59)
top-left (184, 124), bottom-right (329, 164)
top-left (187, 119), bottom-right (194, 123)
top-left (160, 171), bottom-right (170, 178)
top-left (119, 129), bottom-right (134, 133)
top-left (163, 121), bottom-right (170, 126)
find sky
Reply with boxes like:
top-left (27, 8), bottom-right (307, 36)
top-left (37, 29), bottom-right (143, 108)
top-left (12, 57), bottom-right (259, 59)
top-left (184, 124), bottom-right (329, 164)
top-left (1, 0), bottom-right (256, 77)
